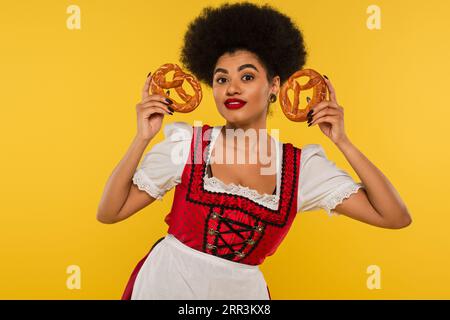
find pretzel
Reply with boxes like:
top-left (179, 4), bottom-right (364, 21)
top-left (279, 69), bottom-right (328, 122)
top-left (149, 63), bottom-right (203, 113)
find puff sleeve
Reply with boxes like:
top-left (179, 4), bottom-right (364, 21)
top-left (297, 144), bottom-right (365, 216)
top-left (132, 121), bottom-right (193, 200)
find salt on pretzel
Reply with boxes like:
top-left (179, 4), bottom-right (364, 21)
top-left (279, 69), bottom-right (328, 122)
top-left (150, 63), bottom-right (202, 113)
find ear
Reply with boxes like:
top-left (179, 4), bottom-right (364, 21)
top-left (270, 75), bottom-right (281, 95)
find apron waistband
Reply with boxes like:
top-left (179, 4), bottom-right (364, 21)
top-left (163, 233), bottom-right (261, 271)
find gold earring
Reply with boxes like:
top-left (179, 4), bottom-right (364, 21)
top-left (269, 93), bottom-right (277, 103)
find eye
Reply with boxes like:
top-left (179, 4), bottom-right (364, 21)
top-left (215, 74), bottom-right (254, 84)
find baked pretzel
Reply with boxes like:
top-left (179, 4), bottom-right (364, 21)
top-left (149, 63), bottom-right (202, 113)
top-left (279, 69), bottom-right (328, 122)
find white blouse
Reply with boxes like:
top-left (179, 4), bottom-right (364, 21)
top-left (132, 121), bottom-right (364, 216)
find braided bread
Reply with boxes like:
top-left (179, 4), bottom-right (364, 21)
top-left (150, 63), bottom-right (202, 113)
top-left (279, 69), bottom-right (328, 122)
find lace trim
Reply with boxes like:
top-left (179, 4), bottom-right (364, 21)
top-left (203, 175), bottom-right (280, 210)
top-left (322, 182), bottom-right (365, 216)
top-left (132, 170), bottom-right (164, 201)
top-left (200, 125), bottom-right (282, 210)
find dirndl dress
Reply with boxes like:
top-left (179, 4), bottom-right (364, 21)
top-left (121, 122), bottom-right (364, 299)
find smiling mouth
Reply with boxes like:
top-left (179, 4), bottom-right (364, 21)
top-left (225, 101), bottom-right (247, 109)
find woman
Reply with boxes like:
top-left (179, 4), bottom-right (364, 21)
top-left (97, 2), bottom-right (412, 300)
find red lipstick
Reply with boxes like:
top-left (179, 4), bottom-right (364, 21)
top-left (224, 98), bottom-right (247, 109)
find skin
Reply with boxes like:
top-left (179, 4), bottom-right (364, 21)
top-left (210, 49), bottom-right (412, 229)
top-left (212, 50), bottom-right (279, 132)
top-left (210, 50), bottom-right (280, 195)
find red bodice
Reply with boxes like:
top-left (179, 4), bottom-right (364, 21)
top-left (164, 124), bottom-right (302, 265)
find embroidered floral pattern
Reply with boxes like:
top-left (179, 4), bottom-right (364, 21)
top-left (185, 125), bottom-right (300, 227)
top-left (204, 207), bottom-right (265, 262)
top-left (203, 176), bottom-right (280, 210)
top-left (202, 127), bottom-right (282, 210)
top-left (167, 124), bottom-right (302, 265)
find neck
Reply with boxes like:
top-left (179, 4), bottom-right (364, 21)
top-left (223, 111), bottom-right (268, 132)
top-left (220, 117), bottom-right (273, 154)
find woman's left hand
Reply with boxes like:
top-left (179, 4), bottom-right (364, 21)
top-left (307, 76), bottom-right (349, 146)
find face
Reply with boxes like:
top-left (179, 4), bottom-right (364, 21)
top-left (212, 50), bottom-right (280, 128)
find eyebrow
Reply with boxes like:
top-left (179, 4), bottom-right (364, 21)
top-left (214, 64), bottom-right (259, 75)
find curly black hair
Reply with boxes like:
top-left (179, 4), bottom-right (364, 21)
top-left (179, 2), bottom-right (308, 88)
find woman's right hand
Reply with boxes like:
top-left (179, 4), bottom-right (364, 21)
top-left (135, 72), bottom-right (174, 141)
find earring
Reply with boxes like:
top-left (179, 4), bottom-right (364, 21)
top-left (269, 93), bottom-right (277, 103)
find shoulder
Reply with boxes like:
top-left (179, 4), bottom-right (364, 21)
top-left (162, 121), bottom-right (216, 141)
top-left (298, 144), bottom-right (339, 173)
top-left (300, 143), bottom-right (327, 158)
top-left (162, 121), bottom-right (193, 141)
top-left (287, 143), bottom-right (327, 161)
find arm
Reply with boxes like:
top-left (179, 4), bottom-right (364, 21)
top-left (96, 135), bottom-right (156, 224)
top-left (333, 138), bottom-right (412, 229)
top-left (307, 75), bottom-right (412, 229)
top-left (97, 73), bottom-right (174, 224)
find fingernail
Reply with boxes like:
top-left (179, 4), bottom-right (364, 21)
top-left (168, 111), bottom-right (174, 115)
top-left (308, 122), bottom-right (312, 127)
top-left (165, 98), bottom-right (173, 104)
top-left (147, 72), bottom-right (151, 78)
top-left (323, 74), bottom-right (329, 80)
top-left (307, 109), bottom-right (314, 116)
top-left (168, 106), bottom-right (174, 113)
top-left (306, 96), bottom-right (311, 103)
top-left (307, 118), bottom-right (312, 124)
top-left (166, 90), bottom-right (170, 96)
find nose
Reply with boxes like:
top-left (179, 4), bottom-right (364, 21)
top-left (225, 78), bottom-right (241, 96)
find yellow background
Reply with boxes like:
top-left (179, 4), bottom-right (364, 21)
top-left (1, 0), bottom-right (448, 299)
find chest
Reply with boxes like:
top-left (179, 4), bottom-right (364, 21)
top-left (209, 163), bottom-right (277, 194)
top-left (208, 139), bottom-right (278, 196)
